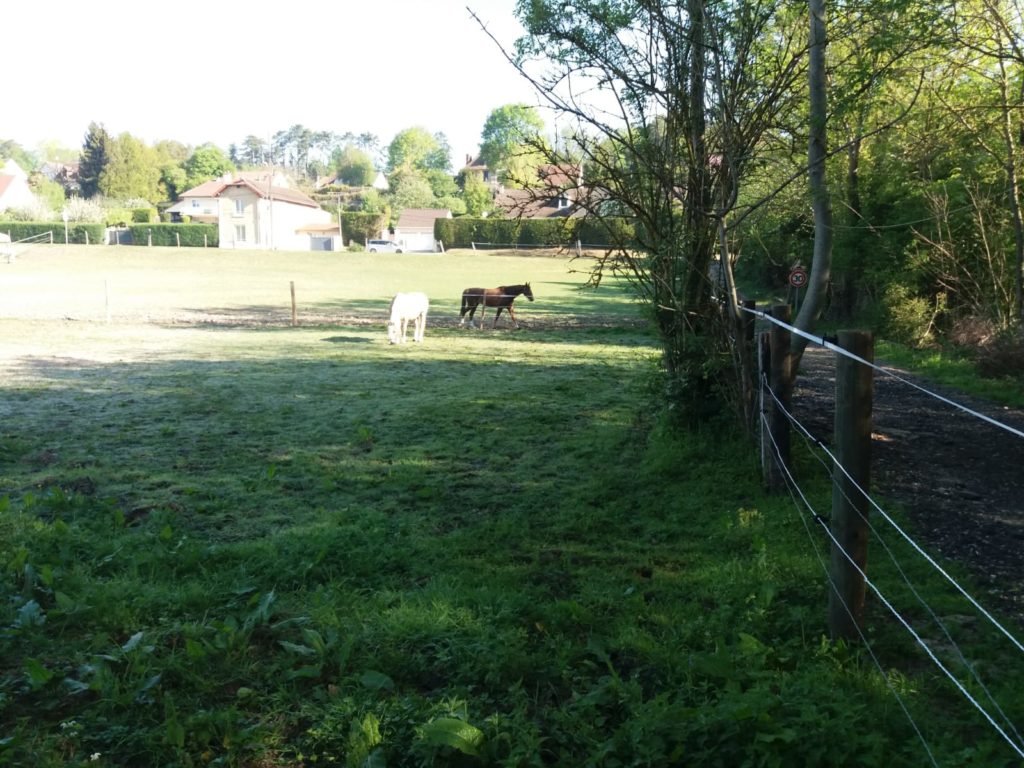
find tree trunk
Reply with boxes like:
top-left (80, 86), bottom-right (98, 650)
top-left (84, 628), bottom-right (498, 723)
top-left (998, 57), bottom-right (1024, 324)
top-left (793, 0), bottom-right (833, 363)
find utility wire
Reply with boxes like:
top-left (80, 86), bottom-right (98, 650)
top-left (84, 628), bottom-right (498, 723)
top-left (743, 304), bottom-right (1024, 441)
top-left (763, 378), bottom-right (1024, 747)
top-left (761, 403), bottom-right (1024, 762)
top-left (762, 370), bottom-right (1024, 657)
top-left (759, 406), bottom-right (939, 767)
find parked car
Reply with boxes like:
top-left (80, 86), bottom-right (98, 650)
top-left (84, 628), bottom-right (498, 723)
top-left (367, 239), bottom-right (402, 253)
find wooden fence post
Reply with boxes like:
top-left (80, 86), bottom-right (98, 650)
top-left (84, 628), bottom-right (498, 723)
top-left (828, 330), bottom-right (874, 640)
top-left (290, 281), bottom-right (297, 327)
top-left (764, 304), bottom-right (792, 489)
top-left (741, 299), bottom-right (757, 434)
top-left (758, 331), bottom-right (772, 480)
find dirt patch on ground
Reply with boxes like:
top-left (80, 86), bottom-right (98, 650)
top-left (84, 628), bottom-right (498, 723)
top-left (793, 347), bottom-right (1024, 624)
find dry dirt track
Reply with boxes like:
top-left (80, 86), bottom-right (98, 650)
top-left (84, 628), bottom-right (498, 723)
top-left (793, 348), bottom-right (1024, 624)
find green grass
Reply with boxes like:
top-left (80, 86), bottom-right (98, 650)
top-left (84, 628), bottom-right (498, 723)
top-left (1, 244), bottom-right (638, 326)
top-left (878, 340), bottom-right (1024, 409)
top-left (1, 248), bottom-right (1023, 766)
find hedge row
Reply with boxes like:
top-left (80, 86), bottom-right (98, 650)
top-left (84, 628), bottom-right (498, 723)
top-left (341, 211), bottom-right (388, 245)
top-left (434, 216), bottom-right (635, 248)
top-left (0, 221), bottom-right (105, 245)
top-left (127, 223), bottom-right (219, 247)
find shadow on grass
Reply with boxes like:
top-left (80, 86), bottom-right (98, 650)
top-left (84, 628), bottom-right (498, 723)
top-left (322, 335), bottom-right (373, 344)
top-left (159, 283), bottom-right (642, 330)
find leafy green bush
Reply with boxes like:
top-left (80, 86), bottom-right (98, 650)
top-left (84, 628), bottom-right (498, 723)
top-left (435, 216), bottom-right (635, 249)
top-left (0, 221), bottom-right (105, 244)
top-left (131, 207), bottom-right (158, 223)
top-left (340, 212), bottom-right (387, 245)
top-left (126, 223), bottom-right (218, 247)
top-left (104, 207), bottom-right (133, 227)
top-left (872, 283), bottom-right (935, 346)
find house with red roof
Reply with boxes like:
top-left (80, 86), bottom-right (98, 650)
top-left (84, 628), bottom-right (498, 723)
top-left (165, 171), bottom-right (286, 224)
top-left (215, 177), bottom-right (337, 251)
top-left (491, 163), bottom-right (586, 220)
top-left (0, 160), bottom-right (36, 214)
top-left (165, 171), bottom-right (337, 250)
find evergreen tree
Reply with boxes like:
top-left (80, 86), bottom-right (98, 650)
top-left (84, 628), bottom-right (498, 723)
top-left (78, 122), bottom-right (110, 198)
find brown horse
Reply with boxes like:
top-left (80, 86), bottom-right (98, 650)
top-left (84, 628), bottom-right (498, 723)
top-left (459, 283), bottom-right (534, 329)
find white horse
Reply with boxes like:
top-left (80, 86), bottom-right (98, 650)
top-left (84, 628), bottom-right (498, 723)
top-left (387, 292), bottom-right (429, 344)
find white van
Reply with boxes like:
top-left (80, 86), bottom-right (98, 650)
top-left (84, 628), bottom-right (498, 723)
top-left (367, 239), bottom-right (402, 253)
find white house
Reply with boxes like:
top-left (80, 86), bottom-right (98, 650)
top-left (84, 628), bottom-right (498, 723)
top-left (216, 178), bottom-right (336, 251)
top-left (392, 208), bottom-right (451, 252)
top-left (166, 171), bottom-right (287, 224)
top-left (0, 159), bottom-right (36, 214)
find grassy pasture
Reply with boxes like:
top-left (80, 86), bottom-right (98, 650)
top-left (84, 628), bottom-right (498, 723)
top-left (0, 245), bottom-right (637, 328)
top-left (1, 247), bottom-right (1022, 766)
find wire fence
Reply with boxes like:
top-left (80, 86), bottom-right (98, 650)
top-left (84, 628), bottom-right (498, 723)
top-left (744, 303), bottom-right (1024, 763)
top-left (1, 230), bottom-right (54, 263)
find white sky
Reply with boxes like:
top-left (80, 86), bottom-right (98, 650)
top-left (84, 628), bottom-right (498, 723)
top-left (3, 0), bottom-right (544, 169)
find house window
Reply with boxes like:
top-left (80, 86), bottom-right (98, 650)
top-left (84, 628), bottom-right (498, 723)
top-left (234, 199), bottom-right (245, 216)
top-left (191, 199), bottom-right (199, 208)
top-left (235, 225), bottom-right (246, 243)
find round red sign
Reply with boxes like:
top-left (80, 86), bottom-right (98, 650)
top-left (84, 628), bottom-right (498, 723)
top-left (788, 268), bottom-right (808, 288)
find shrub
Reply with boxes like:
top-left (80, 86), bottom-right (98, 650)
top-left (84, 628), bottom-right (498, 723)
top-left (131, 207), bottom-right (158, 223)
top-left (0, 221), bottom-right (104, 244)
top-left (877, 283), bottom-right (935, 346)
top-left (949, 314), bottom-right (998, 347)
top-left (3, 197), bottom-right (54, 222)
top-left (126, 223), bottom-right (218, 247)
top-left (64, 196), bottom-right (105, 223)
top-left (976, 328), bottom-right (1024, 380)
top-left (104, 207), bottom-right (133, 227)
top-left (434, 216), bottom-right (635, 249)
top-left (340, 212), bottom-right (387, 246)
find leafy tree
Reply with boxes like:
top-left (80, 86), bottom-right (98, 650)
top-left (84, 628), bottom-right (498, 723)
top-left (502, 0), bottom-right (810, 423)
top-left (390, 168), bottom-right (436, 211)
top-left (99, 132), bottom-right (162, 203)
top-left (183, 144), bottom-right (235, 190)
top-left (334, 145), bottom-right (377, 186)
top-left (359, 188), bottom-right (387, 214)
top-left (160, 165), bottom-right (189, 200)
top-left (34, 140), bottom-right (79, 165)
top-left (437, 195), bottom-right (467, 215)
top-left (479, 104), bottom-right (546, 186)
top-left (386, 127), bottom-right (451, 174)
top-left (461, 171), bottom-right (493, 216)
top-left (78, 122), bottom-right (111, 198)
top-left (30, 174), bottom-right (66, 212)
top-left (154, 140), bottom-right (191, 200)
top-left (945, 0), bottom-right (1024, 323)
top-left (0, 140), bottom-right (37, 172)
top-left (424, 168), bottom-right (458, 199)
